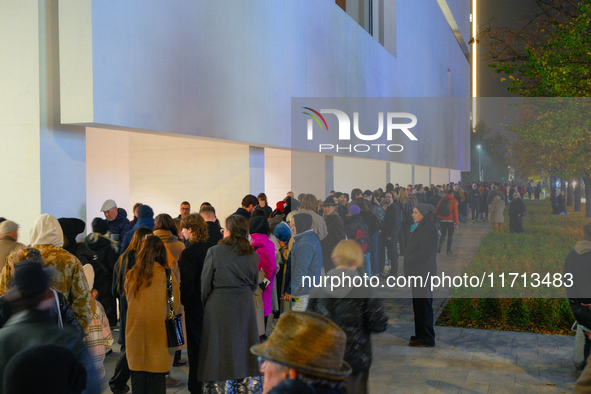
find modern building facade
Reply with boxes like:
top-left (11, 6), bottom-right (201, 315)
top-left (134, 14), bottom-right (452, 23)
top-left (1, 0), bottom-right (470, 243)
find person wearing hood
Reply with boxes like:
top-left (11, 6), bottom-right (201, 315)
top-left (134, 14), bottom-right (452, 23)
top-left (307, 240), bottom-right (388, 394)
top-left (320, 197), bottom-right (347, 273)
top-left (120, 205), bottom-right (155, 253)
top-left (344, 205), bottom-right (370, 274)
top-left (0, 214), bottom-right (92, 332)
top-left (286, 194), bottom-right (328, 241)
top-left (250, 216), bottom-right (277, 331)
top-left (284, 213), bottom-right (322, 312)
top-left (564, 223), bottom-right (591, 372)
top-left (84, 218), bottom-right (119, 327)
top-left (100, 199), bottom-right (132, 245)
top-left (58, 218), bottom-right (95, 267)
top-left (404, 204), bottom-right (438, 348)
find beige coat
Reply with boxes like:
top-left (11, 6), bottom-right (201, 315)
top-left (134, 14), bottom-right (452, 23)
top-left (489, 198), bottom-right (506, 223)
top-left (126, 264), bottom-right (180, 373)
top-left (0, 236), bottom-right (23, 273)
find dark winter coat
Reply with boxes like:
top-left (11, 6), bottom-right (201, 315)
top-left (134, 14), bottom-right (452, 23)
top-left (107, 208), bottom-right (132, 244)
top-left (180, 241), bottom-right (211, 313)
top-left (509, 198), bottom-right (527, 233)
top-left (64, 242), bottom-right (96, 267)
top-left (85, 233), bottom-right (119, 325)
top-left (404, 212), bottom-right (438, 288)
top-left (320, 213), bottom-right (347, 272)
top-left (120, 216), bottom-right (155, 253)
top-left (0, 289), bottom-right (81, 332)
top-left (384, 201), bottom-right (402, 239)
top-left (206, 221), bottom-right (223, 246)
top-left (468, 189), bottom-right (481, 206)
top-left (344, 214), bottom-right (369, 243)
top-left (564, 241), bottom-right (591, 303)
top-left (234, 207), bottom-right (251, 220)
top-left (479, 189), bottom-right (489, 213)
top-left (112, 250), bottom-right (137, 344)
top-left (308, 268), bottom-right (388, 372)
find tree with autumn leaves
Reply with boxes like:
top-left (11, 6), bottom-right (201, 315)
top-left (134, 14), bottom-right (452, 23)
top-left (479, 0), bottom-right (591, 216)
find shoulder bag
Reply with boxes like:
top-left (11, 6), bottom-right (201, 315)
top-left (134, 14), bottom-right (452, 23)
top-left (165, 268), bottom-right (185, 347)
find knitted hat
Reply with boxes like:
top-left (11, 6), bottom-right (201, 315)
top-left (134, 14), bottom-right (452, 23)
top-left (251, 311), bottom-right (351, 380)
top-left (416, 203), bottom-right (435, 216)
top-left (137, 205), bottom-right (154, 219)
top-left (274, 222), bottom-right (292, 243)
top-left (13, 260), bottom-right (51, 301)
top-left (349, 205), bottom-right (361, 216)
top-left (249, 216), bottom-right (269, 235)
top-left (276, 201), bottom-right (288, 213)
top-left (91, 217), bottom-right (109, 235)
top-left (293, 213), bottom-right (313, 234)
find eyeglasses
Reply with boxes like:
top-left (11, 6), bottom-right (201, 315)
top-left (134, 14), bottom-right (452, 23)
top-left (257, 356), bottom-right (268, 371)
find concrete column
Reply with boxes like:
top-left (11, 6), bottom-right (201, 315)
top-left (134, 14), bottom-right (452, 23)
top-left (429, 167), bottom-right (432, 185)
top-left (249, 146), bottom-right (265, 196)
top-left (411, 165), bottom-right (415, 186)
top-left (386, 162), bottom-right (391, 184)
top-left (0, 1), bottom-right (41, 245)
top-left (325, 156), bottom-right (334, 198)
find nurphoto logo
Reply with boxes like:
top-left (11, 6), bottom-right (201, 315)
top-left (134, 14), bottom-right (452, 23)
top-left (302, 107), bottom-right (418, 153)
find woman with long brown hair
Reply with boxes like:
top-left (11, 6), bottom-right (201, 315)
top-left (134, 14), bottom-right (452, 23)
top-left (125, 235), bottom-right (180, 394)
top-left (198, 214), bottom-right (261, 393)
top-left (110, 226), bottom-right (153, 394)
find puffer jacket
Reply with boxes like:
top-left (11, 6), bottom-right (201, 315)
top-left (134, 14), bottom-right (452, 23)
top-left (307, 268), bottom-right (388, 372)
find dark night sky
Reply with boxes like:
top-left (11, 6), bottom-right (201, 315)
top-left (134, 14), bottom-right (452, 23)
top-left (476, 0), bottom-right (541, 137)
top-left (477, 0), bottom-right (540, 98)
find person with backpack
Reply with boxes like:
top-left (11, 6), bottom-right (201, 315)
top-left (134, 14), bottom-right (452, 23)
top-left (435, 189), bottom-right (459, 255)
top-left (344, 206), bottom-right (370, 274)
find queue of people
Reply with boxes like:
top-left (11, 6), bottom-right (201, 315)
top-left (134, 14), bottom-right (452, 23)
top-left (0, 178), bottom-right (544, 394)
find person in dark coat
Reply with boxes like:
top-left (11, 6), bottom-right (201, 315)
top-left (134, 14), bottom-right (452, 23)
top-left (120, 205), bottom-right (155, 253)
top-left (58, 218), bottom-right (95, 267)
top-left (479, 187), bottom-right (489, 221)
top-left (320, 197), bottom-right (347, 273)
top-left (0, 260), bottom-right (100, 394)
top-left (100, 199), bottom-right (132, 247)
top-left (553, 190), bottom-right (568, 215)
top-left (198, 215), bottom-right (261, 391)
top-left (468, 184), bottom-right (481, 223)
top-left (84, 218), bottom-right (119, 327)
top-left (509, 192), bottom-right (527, 233)
top-left (179, 214), bottom-right (215, 394)
top-left (534, 183), bottom-right (542, 200)
top-left (404, 203), bottom-right (438, 348)
top-left (198, 205), bottom-right (223, 246)
top-left (383, 192), bottom-right (402, 277)
top-left (344, 206), bottom-right (369, 250)
top-left (308, 240), bottom-right (388, 394)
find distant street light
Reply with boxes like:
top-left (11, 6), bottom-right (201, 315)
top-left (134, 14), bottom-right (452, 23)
top-left (477, 145), bottom-right (482, 181)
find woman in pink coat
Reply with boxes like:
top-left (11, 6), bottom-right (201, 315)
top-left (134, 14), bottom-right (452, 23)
top-left (249, 216), bottom-right (277, 329)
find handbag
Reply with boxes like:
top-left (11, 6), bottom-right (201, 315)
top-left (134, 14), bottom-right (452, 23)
top-left (165, 269), bottom-right (185, 347)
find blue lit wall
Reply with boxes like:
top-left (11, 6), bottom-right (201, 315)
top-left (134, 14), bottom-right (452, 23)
top-left (83, 0), bottom-right (470, 169)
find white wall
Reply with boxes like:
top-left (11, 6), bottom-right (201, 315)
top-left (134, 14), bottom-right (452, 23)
top-left (450, 170), bottom-right (462, 183)
top-left (127, 133), bottom-right (250, 224)
top-left (333, 156), bottom-right (387, 195)
top-left (414, 165), bottom-right (430, 185)
top-left (86, 128), bottom-right (130, 228)
top-left (431, 167), bottom-right (450, 185)
top-left (264, 149), bottom-right (292, 207)
top-left (291, 152), bottom-right (326, 200)
top-left (390, 162), bottom-right (413, 186)
top-left (0, 1), bottom-right (41, 245)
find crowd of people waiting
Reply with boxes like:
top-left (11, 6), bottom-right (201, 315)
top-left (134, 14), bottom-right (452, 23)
top-left (0, 179), bottom-right (541, 394)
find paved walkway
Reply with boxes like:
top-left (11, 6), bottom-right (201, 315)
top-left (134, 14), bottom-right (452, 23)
top-left (102, 220), bottom-right (580, 393)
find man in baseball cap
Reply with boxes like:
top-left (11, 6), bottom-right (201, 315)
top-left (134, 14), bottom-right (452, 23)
top-left (0, 220), bottom-right (24, 272)
top-left (251, 311), bottom-right (351, 393)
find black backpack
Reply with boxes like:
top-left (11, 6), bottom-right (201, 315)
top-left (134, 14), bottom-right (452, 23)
top-left (437, 198), bottom-right (451, 217)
